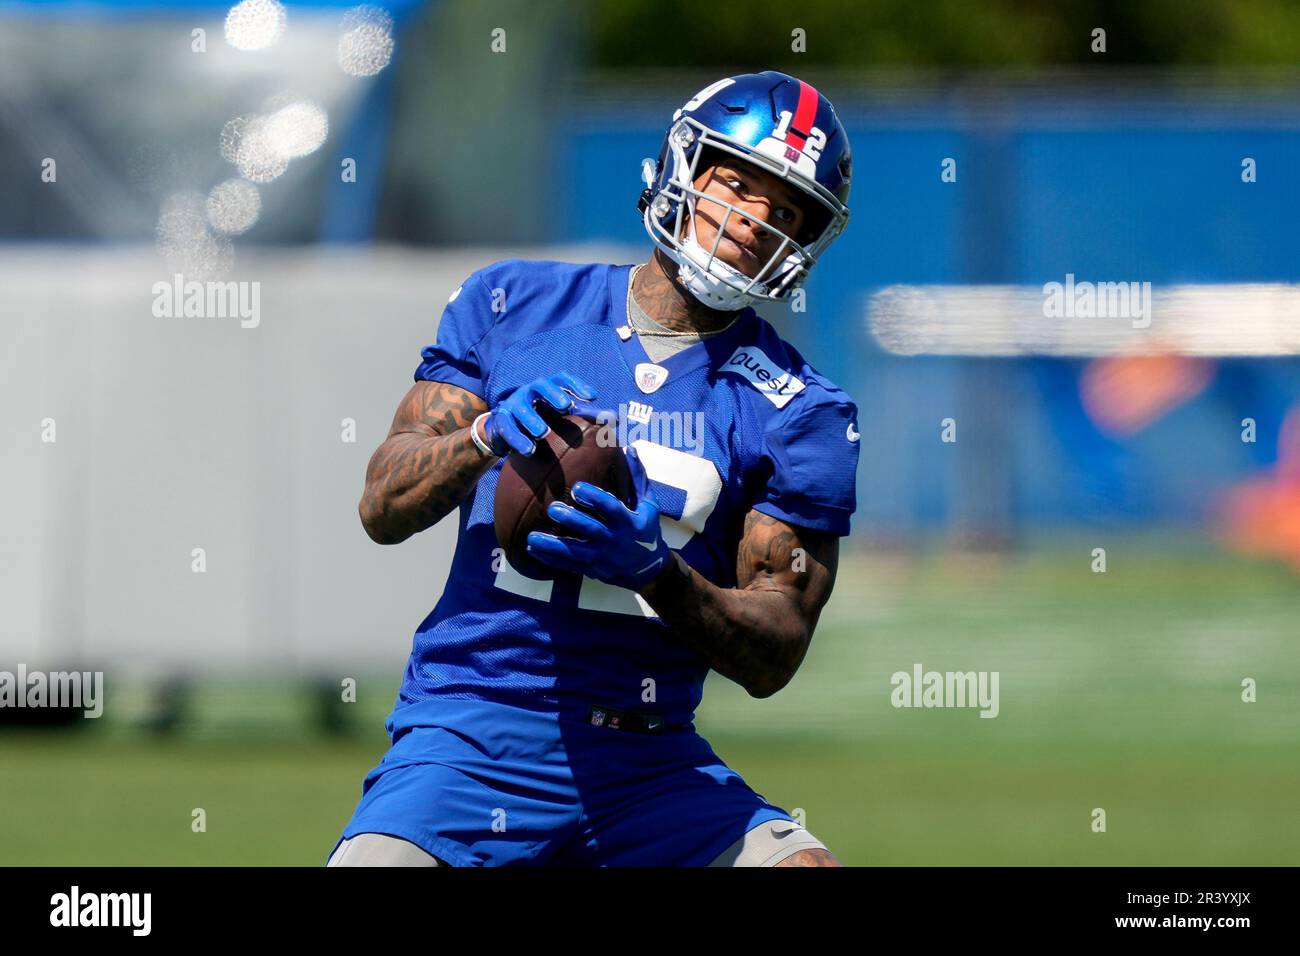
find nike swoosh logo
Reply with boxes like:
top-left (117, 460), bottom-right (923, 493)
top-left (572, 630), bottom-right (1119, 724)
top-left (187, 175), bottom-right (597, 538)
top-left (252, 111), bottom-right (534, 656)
top-left (636, 537), bottom-right (660, 551)
top-left (635, 556), bottom-right (665, 576)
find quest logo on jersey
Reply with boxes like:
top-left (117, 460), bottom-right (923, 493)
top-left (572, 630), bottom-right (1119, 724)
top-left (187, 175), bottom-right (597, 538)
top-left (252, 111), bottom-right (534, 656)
top-left (721, 346), bottom-right (806, 408)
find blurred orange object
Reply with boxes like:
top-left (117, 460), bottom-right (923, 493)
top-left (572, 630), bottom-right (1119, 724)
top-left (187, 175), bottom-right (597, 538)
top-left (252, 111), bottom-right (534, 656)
top-left (1216, 407), bottom-right (1300, 572)
top-left (1080, 353), bottom-right (1215, 437)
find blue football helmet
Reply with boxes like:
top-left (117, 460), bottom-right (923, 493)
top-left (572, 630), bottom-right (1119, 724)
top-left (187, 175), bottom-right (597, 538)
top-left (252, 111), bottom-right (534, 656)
top-left (638, 70), bottom-right (852, 310)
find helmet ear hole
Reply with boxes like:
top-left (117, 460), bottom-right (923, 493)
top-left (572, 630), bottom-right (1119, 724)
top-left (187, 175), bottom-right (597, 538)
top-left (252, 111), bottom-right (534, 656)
top-left (798, 203), bottom-right (833, 247)
top-left (692, 144), bottom-right (724, 182)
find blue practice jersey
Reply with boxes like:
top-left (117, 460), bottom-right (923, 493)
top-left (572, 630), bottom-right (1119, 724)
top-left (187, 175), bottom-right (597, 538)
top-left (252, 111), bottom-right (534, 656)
top-left (389, 259), bottom-right (860, 734)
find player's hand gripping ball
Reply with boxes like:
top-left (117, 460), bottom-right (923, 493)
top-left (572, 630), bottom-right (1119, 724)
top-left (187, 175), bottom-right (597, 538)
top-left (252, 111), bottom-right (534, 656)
top-left (478, 372), bottom-right (598, 457)
top-left (526, 445), bottom-right (672, 591)
top-left (491, 377), bottom-right (631, 581)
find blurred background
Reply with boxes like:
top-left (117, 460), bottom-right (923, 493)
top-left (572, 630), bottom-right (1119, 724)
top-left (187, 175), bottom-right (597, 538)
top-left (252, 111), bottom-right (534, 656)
top-left (1, 0), bottom-right (1298, 865)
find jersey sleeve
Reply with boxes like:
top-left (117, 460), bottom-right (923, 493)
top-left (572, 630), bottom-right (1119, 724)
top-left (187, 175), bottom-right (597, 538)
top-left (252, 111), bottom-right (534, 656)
top-left (752, 394), bottom-right (861, 536)
top-left (412, 270), bottom-right (499, 397)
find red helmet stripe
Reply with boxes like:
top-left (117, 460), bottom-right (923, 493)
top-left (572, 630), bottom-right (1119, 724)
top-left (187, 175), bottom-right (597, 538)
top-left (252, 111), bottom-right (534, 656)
top-left (785, 79), bottom-right (820, 151)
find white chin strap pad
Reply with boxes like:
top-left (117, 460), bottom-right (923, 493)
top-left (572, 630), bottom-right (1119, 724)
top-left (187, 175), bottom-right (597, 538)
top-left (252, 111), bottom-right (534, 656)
top-left (672, 216), bottom-right (759, 311)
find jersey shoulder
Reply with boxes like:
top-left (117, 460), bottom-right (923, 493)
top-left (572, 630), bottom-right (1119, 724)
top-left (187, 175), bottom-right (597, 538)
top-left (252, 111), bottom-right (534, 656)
top-left (465, 257), bottom-right (621, 336)
top-left (731, 316), bottom-right (861, 535)
top-left (721, 313), bottom-right (857, 424)
top-left (416, 259), bottom-right (622, 393)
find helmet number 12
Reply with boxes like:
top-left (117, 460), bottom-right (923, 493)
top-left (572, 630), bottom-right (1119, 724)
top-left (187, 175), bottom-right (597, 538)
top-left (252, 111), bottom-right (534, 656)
top-left (773, 111), bottom-right (826, 162)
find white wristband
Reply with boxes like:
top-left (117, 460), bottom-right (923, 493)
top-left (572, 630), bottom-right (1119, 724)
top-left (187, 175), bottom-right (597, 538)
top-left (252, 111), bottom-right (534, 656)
top-left (469, 412), bottom-right (498, 458)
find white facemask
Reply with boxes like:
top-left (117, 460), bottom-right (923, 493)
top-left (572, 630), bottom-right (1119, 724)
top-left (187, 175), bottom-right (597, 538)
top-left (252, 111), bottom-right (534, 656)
top-left (672, 209), bottom-right (805, 312)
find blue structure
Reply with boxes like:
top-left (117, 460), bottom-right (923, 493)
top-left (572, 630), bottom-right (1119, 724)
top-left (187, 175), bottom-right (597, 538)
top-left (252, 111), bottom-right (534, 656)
top-left (554, 87), bottom-right (1300, 532)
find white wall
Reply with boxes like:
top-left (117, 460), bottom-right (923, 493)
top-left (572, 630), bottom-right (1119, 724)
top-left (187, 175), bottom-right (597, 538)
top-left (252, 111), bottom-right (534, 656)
top-left (0, 242), bottom-right (638, 676)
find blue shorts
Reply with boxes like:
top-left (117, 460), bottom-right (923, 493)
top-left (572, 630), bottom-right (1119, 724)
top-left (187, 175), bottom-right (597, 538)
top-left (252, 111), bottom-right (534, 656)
top-left (331, 698), bottom-right (793, 866)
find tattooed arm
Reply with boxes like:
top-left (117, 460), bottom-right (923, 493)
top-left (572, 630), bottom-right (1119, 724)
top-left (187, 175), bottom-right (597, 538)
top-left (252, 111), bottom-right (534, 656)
top-left (637, 509), bottom-right (840, 698)
top-left (358, 381), bottom-right (493, 545)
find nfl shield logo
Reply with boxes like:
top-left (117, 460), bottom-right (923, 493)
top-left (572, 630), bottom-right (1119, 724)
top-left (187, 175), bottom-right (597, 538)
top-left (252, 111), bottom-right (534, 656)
top-left (590, 708), bottom-right (606, 727)
top-left (635, 363), bottom-right (669, 394)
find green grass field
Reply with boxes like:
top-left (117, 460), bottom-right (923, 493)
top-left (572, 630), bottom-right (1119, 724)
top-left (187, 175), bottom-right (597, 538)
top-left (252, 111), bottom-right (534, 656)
top-left (3, 540), bottom-right (1298, 865)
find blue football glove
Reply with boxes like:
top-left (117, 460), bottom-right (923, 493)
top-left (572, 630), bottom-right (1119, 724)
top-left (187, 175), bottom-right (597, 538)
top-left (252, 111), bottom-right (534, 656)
top-left (525, 444), bottom-right (672, 591)
top-left (478, 372), bottom-right (598, 457)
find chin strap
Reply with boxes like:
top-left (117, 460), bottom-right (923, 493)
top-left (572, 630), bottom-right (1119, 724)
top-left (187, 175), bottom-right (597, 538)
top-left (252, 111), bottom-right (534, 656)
top-left (671, 218), bottom-right (760, 311)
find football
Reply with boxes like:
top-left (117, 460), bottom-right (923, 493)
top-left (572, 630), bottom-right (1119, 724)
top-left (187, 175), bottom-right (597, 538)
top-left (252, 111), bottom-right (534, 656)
top-left (493, 410), bottom-right (633, 580)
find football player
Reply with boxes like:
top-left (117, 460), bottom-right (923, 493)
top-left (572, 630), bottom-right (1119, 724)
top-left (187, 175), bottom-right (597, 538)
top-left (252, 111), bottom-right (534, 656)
top-left (329, 70), bottom-right (859, 867)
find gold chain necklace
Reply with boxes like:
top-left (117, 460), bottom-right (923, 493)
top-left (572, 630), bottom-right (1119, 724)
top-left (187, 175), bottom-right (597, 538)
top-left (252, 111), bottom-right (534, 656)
top-left (622, 263), bottom-right (743, 339)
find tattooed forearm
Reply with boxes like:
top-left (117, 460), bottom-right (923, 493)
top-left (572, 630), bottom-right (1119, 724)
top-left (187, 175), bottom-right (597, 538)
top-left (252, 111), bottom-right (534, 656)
top-left (638, 510), bottom-right (839, 698)
top-left (358, 381), bottom-right (493, 544)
